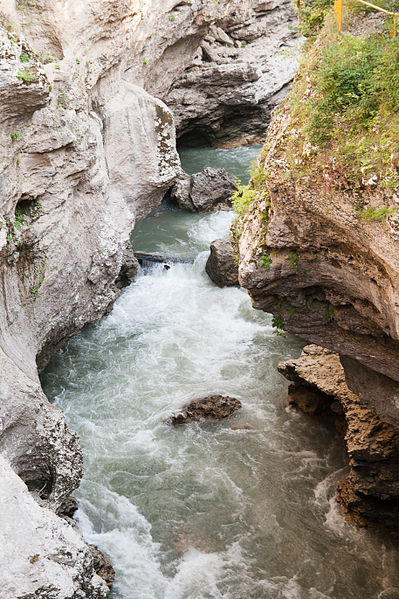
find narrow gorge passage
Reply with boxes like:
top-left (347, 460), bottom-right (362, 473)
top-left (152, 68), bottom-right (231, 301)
top-left (41, 148), bottom-right (399, 599)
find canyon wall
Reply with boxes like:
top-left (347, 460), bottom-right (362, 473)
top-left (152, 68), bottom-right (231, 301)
top-left (236, 10), bottom-right (399, 529)
top-left (0, 0), bottom-right (298, 595)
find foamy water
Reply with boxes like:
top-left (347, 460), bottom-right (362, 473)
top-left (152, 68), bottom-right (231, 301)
top-left (42, 149), bottom-right (399, 599)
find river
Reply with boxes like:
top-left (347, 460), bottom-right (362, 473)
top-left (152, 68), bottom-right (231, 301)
top-left (41, 146), bottom-right (399, 599)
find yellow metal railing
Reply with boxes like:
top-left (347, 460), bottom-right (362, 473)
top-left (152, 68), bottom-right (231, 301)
top-left (335, 0), bottom-right (399, 36)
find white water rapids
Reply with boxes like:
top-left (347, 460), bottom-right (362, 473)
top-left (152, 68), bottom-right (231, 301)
top-left (42, 147), bottom-right (399, 599)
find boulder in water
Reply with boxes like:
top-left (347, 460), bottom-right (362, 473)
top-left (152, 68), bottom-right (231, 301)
top-left (205, 238), bottom-right (239, 287)
top-left (166, 394), bottom-right (242, 425)
top-left (171, 167), bottom-right (236, 212)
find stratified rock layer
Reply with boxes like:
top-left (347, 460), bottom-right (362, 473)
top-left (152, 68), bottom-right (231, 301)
top-left (238, 108), bottom-right (399, 432)
top-left (278, 346), bottom-right (399, 530)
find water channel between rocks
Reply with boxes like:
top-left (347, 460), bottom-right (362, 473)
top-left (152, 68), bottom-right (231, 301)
top-left (41, 146), bottom-right (399, 599)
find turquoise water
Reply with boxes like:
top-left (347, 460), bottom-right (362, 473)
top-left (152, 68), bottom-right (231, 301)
top-left (179, 145), bottom-right (263, 184)
top-left (41, 147), bottom-right (399, 599)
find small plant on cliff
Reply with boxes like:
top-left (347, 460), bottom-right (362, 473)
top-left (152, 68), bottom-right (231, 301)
top-left (232, 179), bottom-right (257, 216)
top-left (17, 67), bottom-right (37, 83)
top-left (260, 252), bottom-right (272, 269)
top-left (30, 260), bottom-right (46, 300)
top-left (10, 131), bottom-right (21, 140)
top-left (168, 13), bottom-right (176, 20)
top-left (288, 251), bottom-right (299, 271)
top-left (272, 315), bottom-right (286, 337)
top-left (323, 305), bottom-right (335, 322)
top-left (358, 206), bottom-right (396, 221)
top-left (19, 53), bottom-right (29, 63)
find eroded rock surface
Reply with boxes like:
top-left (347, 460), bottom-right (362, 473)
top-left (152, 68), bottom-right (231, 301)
top-left (160, 0), bottom-right (301, 146)
top-left (0, 456), bottom-right (108, 599)
top-left (166, 395), bottom-right (242, 425)
top-left (89, 545), bottom-right (116, 590)
top-left (171, 167), bottom-right (236, 212)
top-left (206, 238), bottom-right (239, 287)
top-left (237, 110), bottom-right (399, 433)
top-left (278, 345), bottom-right (399, 530)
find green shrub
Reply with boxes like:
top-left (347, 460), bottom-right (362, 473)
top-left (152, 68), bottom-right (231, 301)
top-left (309, 35), bottom-right (381, 144)
top-left (20, 53), bottom-right (29, 62)
top-left (297, 0), bottom-right (335, 38)
top-left (10, 131), bottom-right (21, 140)
top-left (260, 252), bottom-right (272, 269)
top-left (232, 180), bottom-right (257, 216)
top-left (17, 67), bottom-right (37, 83)
top-left (358, 206), bottom-right (396, 220)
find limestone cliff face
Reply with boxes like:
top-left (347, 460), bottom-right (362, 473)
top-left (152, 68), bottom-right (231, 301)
top-left (0, 0), bottom-right (297, 595)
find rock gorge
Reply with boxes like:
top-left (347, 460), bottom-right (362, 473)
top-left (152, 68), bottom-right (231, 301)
top-left (0, 0), bottom-right (299, 596)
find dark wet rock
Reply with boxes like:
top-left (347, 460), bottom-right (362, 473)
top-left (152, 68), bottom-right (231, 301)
top-left (206, 238), bottom-right (239, 287)
top-left (115, 242), bottom-right (139, 289)
top-left (57, 495), bottom-right (79, 519)
top-left (166, 394), bottom-right (242, 425)
top-left (171, 168), bottom-right (236, 212)
top-left (89, 545), bottom-right (115, 589)
top-left (191, 167), bottom-right (236, 212)
top-left (135, 253), bottom-right (194, 269)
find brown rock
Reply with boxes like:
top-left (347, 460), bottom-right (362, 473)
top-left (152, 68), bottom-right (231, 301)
top-left (89, 545), bottom-right (115, 589)
top-left (205, 238), bottom-right (239, 287)
top-left (166, 395), bottom-right (242, 425)
top-left (278, 345), bottom-right (399, 531)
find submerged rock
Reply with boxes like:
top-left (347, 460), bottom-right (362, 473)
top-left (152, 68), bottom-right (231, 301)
top-left (166, 394), bottom-right (242, 425)
top-left (206, 238), bottom-right (239, 287)
top-left (171, 167), bottom-right (236, 212)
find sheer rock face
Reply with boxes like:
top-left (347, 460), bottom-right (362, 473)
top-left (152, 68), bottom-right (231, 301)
top-left (278, 346), bottom-right (399, 530)
top-left (238, 109), bottom-right (399, 432)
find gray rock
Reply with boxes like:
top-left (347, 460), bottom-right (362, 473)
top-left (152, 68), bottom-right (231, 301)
top-left (191, 167), bottom-right (236, 211)
top-left (206, 238), bottom-right (239, 287)
top-left (171, 167), bottom-right (236, 212)
top-left (166, 395), bottom-right (242, 425)
top-left (0, 456), bottom-right (108, 599)
top-left (115, 242), bottom-right (139, 289)
top-left (170, 171), bottom-right (195, 211)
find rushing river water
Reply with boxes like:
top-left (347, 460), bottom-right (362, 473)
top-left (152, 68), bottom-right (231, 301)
top-left (42, 146), bottom-right (399, 599)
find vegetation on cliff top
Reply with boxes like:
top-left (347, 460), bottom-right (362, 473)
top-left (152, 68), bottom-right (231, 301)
top-left (232, 0), bottom-right (399, 237)
top-left (272, 1), bottom-right (399, 199)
